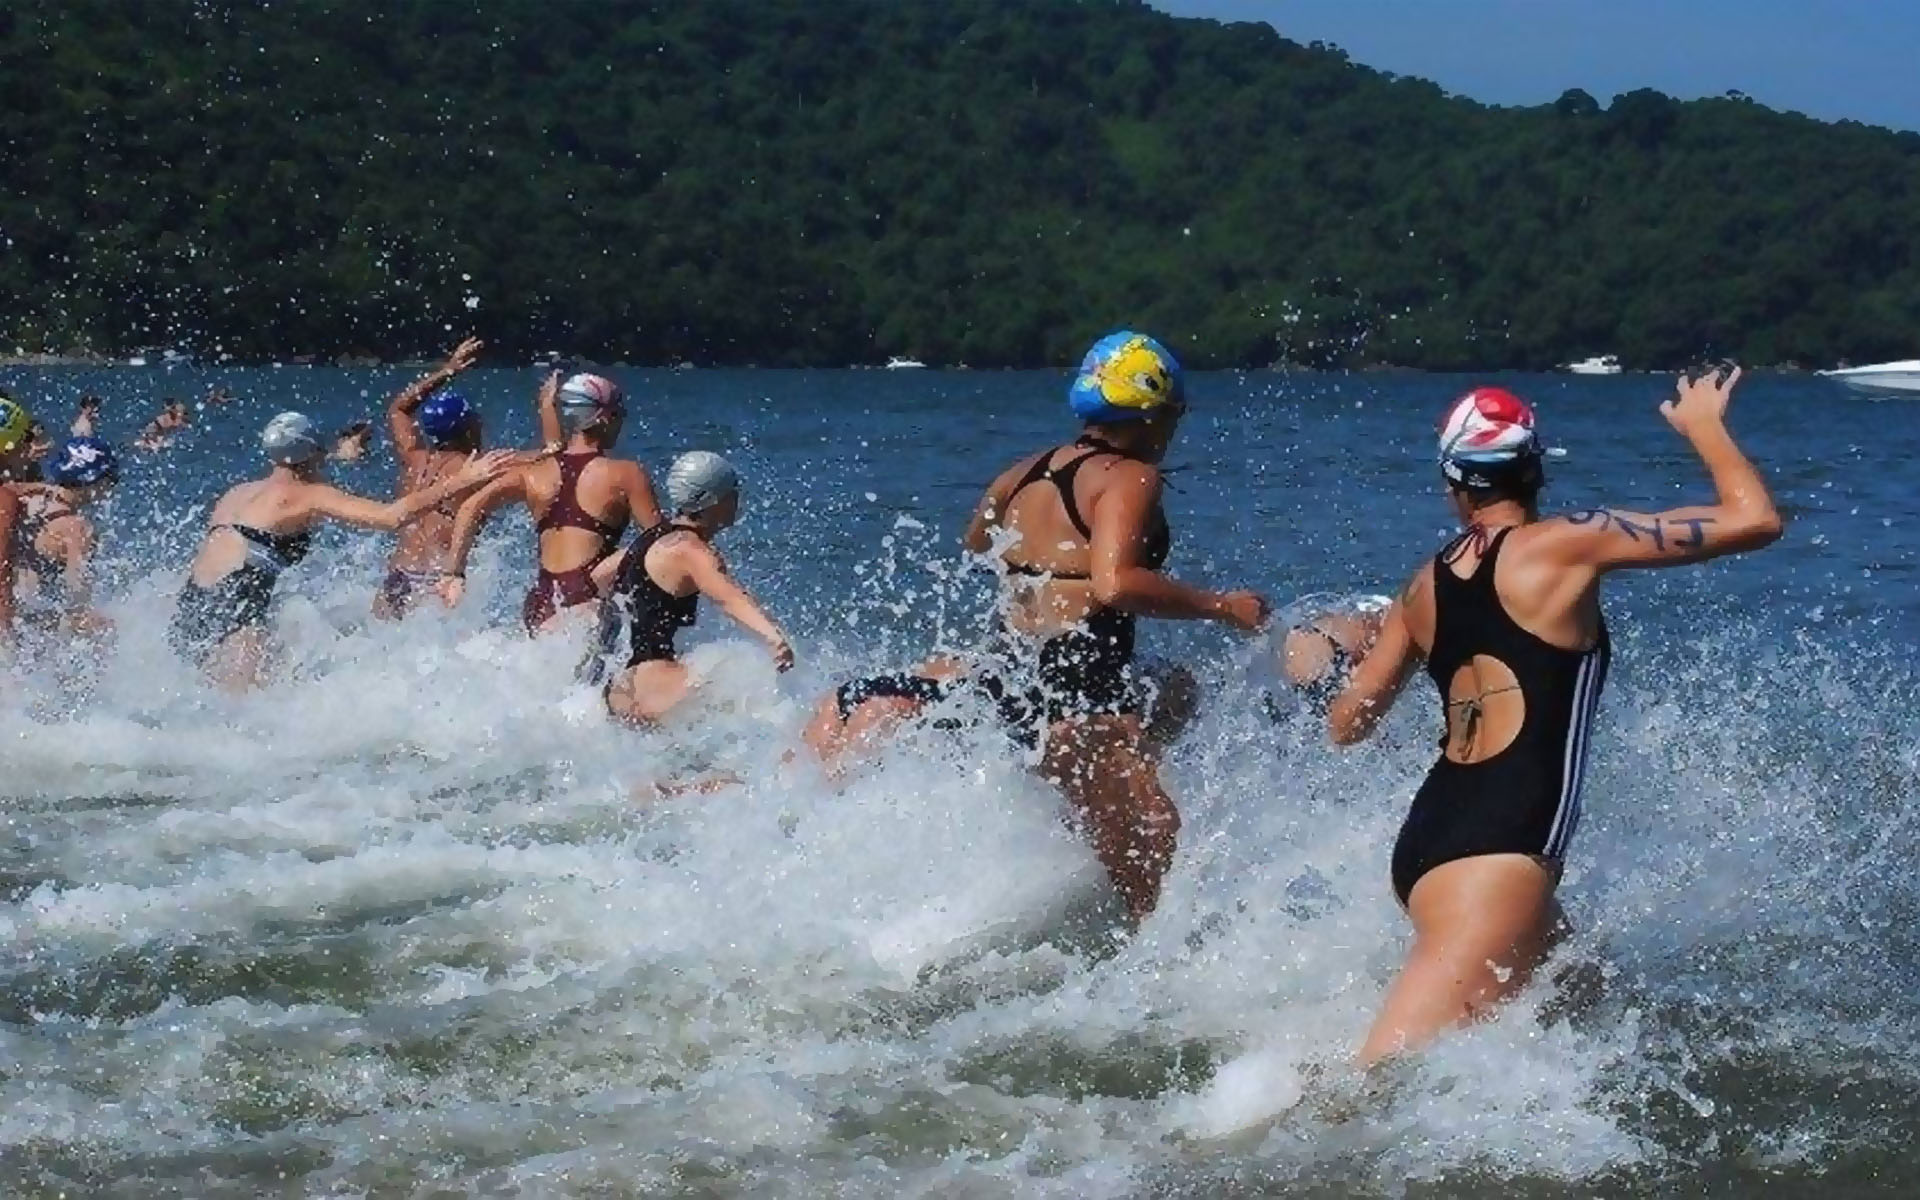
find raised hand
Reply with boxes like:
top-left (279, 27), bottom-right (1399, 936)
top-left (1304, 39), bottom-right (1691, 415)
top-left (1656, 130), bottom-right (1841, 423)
top-left (443, 337), bottom-right (484, 375)
top-left (768, 634), bottom-right (796, 672)
top-left (1661, 364), bottom-right (1741, 437)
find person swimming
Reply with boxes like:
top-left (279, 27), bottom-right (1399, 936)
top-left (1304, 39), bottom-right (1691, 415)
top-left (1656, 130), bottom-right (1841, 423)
top-left (170, 411), bottom-right (516, 692)
top-left (808, 332), bottom-right (1269, 923)
top-left (1259, 592), bottom-right (1392, 719)
top-left (1327, 369), bottom-right (1782, 1066)
top-left (10, 437), bottom-right (119, 640)
top-left (583, 451), bottom-right (793, 724)
top-left (444, 371), bottom-right (663, 633)
top-left (374, 336), bottom-right (488, 619)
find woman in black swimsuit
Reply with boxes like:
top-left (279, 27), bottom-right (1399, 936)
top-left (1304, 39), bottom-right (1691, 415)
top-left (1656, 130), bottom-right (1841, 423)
top-left (1329, 369), bottom-right (1782, 1065)
top-left (582, 451), bottom-right (792, 725)
top-left (171, 411), bottom-right (515, 693)
top-left (811, 332), bottom-right (1267, 923)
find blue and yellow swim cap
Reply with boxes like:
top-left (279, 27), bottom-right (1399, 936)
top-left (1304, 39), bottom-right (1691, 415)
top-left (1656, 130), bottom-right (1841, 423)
top-left (1069, 332), bottom-right (1184, 425)
top-left (0, 393), bottom-right (31, 453)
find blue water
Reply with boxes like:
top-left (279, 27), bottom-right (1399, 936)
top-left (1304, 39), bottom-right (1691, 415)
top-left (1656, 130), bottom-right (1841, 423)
top-left (1, 365), bottom-right (1915, 1197)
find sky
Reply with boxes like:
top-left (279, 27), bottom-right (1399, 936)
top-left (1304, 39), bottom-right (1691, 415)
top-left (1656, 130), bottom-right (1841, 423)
top-left (1151, 1), bottom-right (1920, 132)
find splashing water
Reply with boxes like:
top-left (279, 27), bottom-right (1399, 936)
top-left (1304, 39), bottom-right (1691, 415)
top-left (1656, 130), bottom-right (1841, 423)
top-left (1, 367), bottom-right (1915, 1196)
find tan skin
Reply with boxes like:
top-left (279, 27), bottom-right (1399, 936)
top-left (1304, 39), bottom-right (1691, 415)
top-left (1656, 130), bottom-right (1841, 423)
top-left (443, 373), bottom-right (663, 630)
top-left (595, 492), bottom-right (794, 725)
top-left (10, 481), bottom-right (113, 638)
top-left (966, 411), bottom-right (1267, 923)
top-left (373, 336), bottom-right (485, 619)
top-left (185, 447), bottom-right (517, 693)
top-left (1329, 369), bottom-right (1783, 1067)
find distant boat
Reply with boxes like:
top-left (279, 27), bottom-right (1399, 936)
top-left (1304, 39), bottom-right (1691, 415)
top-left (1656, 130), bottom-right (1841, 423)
top-left (126, 355), bottom-right (148, 367)
top-left (885, 356), bottom-right (927, 370)
top-left (1820, 360), bottom-right (1920, 396)
top-left (1562, 354), bottom-right (1622, 375)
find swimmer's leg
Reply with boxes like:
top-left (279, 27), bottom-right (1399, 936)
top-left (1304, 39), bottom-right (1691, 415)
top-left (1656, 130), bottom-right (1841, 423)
top-left (1041, 712), bottom-right (1179, 926)
top-left (1358, 853), bottom-right (1562, 1068)
top-left (204, 626), bottom-right (270, 695)
top-left (605, 660), bottom-right (695, 726)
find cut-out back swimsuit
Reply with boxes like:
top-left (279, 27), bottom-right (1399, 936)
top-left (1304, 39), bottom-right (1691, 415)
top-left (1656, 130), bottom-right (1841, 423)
top-left (1390, 527), bottom-right (1611, 905)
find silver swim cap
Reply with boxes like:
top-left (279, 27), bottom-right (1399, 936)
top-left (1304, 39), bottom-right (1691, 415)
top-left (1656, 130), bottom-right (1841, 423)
top-left (556, 372), bottom-right (625, 435)
top-left (666, 451), bottom-right (739, 515)
top-left (261, 411), bottom-right (324, 464)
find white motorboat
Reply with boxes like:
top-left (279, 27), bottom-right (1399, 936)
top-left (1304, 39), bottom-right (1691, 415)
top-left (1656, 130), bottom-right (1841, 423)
top-left (1819, 360), bottom-right (1920, 396)
top-left (884, 356), bottom-right (927, 370)
top-left (1562, 354), bottom-right (1622, 375)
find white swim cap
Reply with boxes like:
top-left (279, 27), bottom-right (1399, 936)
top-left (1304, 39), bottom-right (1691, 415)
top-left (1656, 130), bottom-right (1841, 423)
top-left (666, 451), bottom-right (739, 515)
top-left (262, 411), bottom-right (324, 464)
top-left (556, 372), bottom-right (625, 435)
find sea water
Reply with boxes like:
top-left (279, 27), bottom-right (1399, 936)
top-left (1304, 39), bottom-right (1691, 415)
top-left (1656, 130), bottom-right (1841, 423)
top-left (0, 365), bottom-right (1913, 1197)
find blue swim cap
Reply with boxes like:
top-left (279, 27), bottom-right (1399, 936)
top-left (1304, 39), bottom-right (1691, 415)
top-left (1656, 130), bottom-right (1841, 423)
top-left (1069, 332), bottom-right (1185, 425)
top-left (47, 437), bottom-right (118, 486)
top-left (417, 389), bottom-right (476, 445)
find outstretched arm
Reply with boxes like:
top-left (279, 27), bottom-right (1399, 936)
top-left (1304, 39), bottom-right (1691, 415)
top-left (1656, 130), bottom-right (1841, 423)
top-left (308, 450), bottom-right (517, 533)
top-left (1087, 461), bottom-right (1268, 630)
top-left (681, 540), bottom-right (793, 670)
top-left (1329, 573), bottom-right (1425, 745)
top-left (444, 470), bottom-right (529, 582)
top-left (1537, 367), bottom-right (1782, 572)
top-left (389, 337), bottom-right (483, 460)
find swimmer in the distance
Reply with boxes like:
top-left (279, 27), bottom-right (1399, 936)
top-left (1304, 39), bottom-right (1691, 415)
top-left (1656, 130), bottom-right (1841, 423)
top-left (585, 451), bottom-right (793, 725)
top-left (1328, 368), bottom-right (1781, 1066)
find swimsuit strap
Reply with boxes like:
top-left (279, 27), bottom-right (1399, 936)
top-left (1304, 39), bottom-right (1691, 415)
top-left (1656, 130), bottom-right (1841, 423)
top-left (215, 523), bottom-right (313, 570)
top-left (1003, 440), bottom-right (1123, 542)
top-left (537, 451), bottom-right (625, 542)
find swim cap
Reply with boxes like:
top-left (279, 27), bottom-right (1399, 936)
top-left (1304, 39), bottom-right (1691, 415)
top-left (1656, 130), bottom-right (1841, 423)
top-left (666, 450), bottom-right (740, 515)
top-left (1069, 332), bottom-right (1185, 424)
top-left (1437, 387), bottom-right (1543, 488)
top-left (416, 389), bottom-right (475, 445)
top-left (0, 394), bottom-right (32, 452)
top-left (261, 411), bottom-right (325, 465)
top-left (557, 373), bottom-right (625, 434)
top-left (46, 437), bottom-right (118, 486)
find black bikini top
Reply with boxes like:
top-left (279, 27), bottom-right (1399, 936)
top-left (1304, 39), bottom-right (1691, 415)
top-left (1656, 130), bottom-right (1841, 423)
top-left (216, 523), bottom-right (313, 574)
top-left (998, 435), bottom-right (1172, 579)
top-left (13, 495), bottom-right (70, 579)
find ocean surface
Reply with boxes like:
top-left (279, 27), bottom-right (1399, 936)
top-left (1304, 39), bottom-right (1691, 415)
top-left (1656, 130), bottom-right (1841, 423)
top-left (0, 364), bottom-right (1914, 1198)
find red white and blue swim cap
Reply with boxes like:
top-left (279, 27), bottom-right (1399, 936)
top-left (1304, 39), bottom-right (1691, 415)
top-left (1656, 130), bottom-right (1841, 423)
top-left (1436, 386), bottom-right (1543, 487)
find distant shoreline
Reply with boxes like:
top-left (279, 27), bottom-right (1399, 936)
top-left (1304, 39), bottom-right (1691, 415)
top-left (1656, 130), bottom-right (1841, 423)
top-left (0, 353), bottom-right (1828, 374)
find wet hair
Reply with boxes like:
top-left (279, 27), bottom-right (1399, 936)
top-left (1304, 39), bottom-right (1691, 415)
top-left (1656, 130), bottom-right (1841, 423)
top-left (1447, 454), bottom-right (1545, 509)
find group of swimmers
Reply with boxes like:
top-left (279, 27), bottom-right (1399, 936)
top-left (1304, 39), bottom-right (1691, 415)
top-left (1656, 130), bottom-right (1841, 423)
top-left (0, 332), bottom-right (1782, 1066)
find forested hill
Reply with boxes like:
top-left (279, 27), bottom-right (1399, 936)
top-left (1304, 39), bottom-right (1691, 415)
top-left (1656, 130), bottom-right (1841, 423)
top-left (3, 0), bottom-right (1918, 370)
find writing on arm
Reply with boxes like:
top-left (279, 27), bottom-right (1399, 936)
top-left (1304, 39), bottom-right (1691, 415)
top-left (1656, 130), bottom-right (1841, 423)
top-left (1563, 509), bottom-right (1716, 555)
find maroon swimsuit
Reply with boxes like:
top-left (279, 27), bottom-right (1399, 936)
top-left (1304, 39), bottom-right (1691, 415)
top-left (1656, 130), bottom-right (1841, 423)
top-left (523, 451), bottom-right (627, 631)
